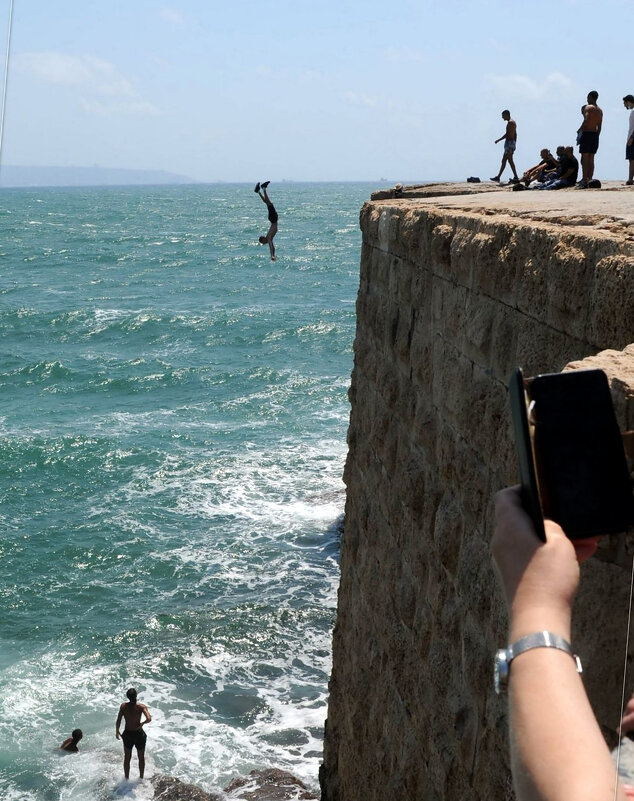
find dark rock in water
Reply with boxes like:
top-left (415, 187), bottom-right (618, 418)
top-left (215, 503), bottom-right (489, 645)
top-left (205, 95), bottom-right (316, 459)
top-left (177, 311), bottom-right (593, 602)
top-left (152, 774), bottom-right (223, 800)
top-left (224, 768), bottom-right (318, 800)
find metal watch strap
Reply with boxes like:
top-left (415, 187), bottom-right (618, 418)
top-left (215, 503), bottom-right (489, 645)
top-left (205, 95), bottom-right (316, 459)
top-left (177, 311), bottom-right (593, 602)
top-left (495, 630), bottom-right (582, 694)
top-left (508, 631), bottom-right (582, 673)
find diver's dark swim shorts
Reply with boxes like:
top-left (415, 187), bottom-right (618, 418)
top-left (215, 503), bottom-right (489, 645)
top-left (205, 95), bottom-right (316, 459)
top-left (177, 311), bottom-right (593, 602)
top-left (267, 203), bottom-right (278, 224)
top-left (122, 729), bottom-right (147, 750)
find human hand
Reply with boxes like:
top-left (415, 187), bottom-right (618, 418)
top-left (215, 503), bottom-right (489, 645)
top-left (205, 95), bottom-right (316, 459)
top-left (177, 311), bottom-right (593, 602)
top-left (492, 486), bottom-right (583, 638)
top-left (116, 731), bottom-right (120, 740)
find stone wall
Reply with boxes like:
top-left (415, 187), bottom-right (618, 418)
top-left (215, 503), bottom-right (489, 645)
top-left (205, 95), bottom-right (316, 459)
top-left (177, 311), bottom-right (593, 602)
top-left (320, 193), bottom-right (634, 801)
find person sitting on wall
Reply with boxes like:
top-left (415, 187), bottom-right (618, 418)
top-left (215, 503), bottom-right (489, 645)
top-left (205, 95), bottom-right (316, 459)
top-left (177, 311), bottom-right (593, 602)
top-left (538, 146), bottom-right (566, 183)
top-left (491, 486), bottom-right (630, 800)
top-left (532, 146), bottom-right (578, 190)
top-left (521, 149), bottom-right (560, 186)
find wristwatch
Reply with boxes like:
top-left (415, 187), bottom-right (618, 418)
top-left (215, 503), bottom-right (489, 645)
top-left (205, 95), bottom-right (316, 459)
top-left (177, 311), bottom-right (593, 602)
top-left (494, 631), bottom-right (582, 694)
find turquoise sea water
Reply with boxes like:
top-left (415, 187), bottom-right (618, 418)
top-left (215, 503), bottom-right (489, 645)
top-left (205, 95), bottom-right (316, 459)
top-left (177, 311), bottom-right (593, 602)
top-left (0, 183), bottom-right (369, 800)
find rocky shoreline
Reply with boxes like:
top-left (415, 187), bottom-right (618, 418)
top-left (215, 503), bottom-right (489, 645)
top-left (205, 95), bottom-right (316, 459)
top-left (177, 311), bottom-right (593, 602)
top-left (151, 768), bottom-right (317, 800)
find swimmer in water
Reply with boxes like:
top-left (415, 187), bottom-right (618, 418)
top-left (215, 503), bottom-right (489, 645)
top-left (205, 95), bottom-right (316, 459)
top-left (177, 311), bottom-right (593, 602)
top-left (115, 688), bottom-right (151, 779)
top-left (254, 181), bottom-right (278, 261)
top-left (60, 729), bottom-right (83, 752)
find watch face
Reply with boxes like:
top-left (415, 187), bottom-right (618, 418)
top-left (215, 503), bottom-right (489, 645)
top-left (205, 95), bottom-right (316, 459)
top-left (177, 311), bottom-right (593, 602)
top-left (494, 649), bottom-right (509, 694)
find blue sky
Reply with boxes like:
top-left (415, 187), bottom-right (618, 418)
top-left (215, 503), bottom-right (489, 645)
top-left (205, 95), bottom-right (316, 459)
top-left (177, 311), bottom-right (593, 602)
top-left (2, 0), bottom-right (633, 182)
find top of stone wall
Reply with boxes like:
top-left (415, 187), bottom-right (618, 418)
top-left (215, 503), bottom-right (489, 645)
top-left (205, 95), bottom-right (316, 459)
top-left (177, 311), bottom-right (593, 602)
top-left (370, 182), bottom-right (634, 244)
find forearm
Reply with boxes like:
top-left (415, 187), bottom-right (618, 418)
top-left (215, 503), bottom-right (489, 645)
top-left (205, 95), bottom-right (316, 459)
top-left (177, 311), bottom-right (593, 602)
top-left (510, 648), bottom-right (624, 801)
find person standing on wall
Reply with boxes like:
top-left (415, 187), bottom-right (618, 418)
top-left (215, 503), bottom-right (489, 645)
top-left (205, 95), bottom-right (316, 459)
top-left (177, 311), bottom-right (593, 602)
top-left (576, 90), bottom-right (602, 188)
top-left (623, 94), bottom-right (634, 185)
top-left (491, 110), bottom-right (520, 184)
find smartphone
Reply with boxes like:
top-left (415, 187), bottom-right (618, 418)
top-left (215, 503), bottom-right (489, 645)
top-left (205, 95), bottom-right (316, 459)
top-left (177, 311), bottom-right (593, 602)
top-left (510, 367), bottom-right (634, 540)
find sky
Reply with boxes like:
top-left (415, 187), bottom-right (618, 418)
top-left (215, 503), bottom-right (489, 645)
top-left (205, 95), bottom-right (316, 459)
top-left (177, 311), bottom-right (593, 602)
top-left (1, 0), bottom-right (633, 183)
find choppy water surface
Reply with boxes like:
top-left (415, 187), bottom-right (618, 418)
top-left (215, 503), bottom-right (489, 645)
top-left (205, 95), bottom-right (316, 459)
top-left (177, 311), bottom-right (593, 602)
top-left (0, 183), bottom-right (368, 800)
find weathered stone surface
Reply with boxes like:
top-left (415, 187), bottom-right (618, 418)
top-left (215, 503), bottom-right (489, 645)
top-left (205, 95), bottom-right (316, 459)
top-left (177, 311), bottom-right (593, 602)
top-left (225, 769), bottom-right (317, 800)
top-left (321, 188), bottom-right (634, 801)
top-left (152, 774), bottom-right (223, 801)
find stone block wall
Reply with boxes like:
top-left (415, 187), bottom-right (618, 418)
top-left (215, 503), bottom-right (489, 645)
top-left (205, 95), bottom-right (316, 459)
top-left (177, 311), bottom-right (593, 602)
top-left (320, 200), bottom-right (634, 801)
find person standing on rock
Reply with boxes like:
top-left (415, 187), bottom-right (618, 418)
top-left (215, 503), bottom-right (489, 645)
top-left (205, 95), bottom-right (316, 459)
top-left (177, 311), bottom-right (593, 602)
top-left (623, 94), bottom-right (634, 185)
top-left (576, 90), bottom-right (602, 188)
top-left (115, 688), bottom-right (151, 780)
top-left (491, 110), bottom-right (519, 184)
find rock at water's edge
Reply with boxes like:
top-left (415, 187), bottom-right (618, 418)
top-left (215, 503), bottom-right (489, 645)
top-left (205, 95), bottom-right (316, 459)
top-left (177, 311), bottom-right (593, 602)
top-left (152, 774), bottom-right (223, 801)
top-left (224, 768), bottom-right (318, 800)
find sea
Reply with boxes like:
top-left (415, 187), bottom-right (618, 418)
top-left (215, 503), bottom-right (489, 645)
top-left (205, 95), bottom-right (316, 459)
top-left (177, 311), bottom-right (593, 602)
top-left (0, 182), bottom-right (372, 801)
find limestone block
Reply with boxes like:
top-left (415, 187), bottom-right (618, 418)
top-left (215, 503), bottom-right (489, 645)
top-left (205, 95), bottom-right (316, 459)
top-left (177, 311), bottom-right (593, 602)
top-left (448, 227), bottom-right (475, 287)
top-left (490, 307), bottom-right (519, 383)
top-left (466, 229), bottom-right (503, 293)
top-left (409, 260), bottom-right (432, 313)
top-left (463, 292), bottom-right (498, 367)
top-left (546, 241), bottom-right (592, 338)
top-left (452, 437), bottom-right (490, 530)
top-left (399, 209), bottom-right (422, 254)
top-left (431, 342), bottom-right (472, 432)
top-left (472, 226), bottom-right (521, 305)
top-left (573, 556), bottom-right (634, 729)
top-left (376, 207), bottom-right (397, 253)
top-left (393, 306), bottom-right (415, 369)
top-left (587, 254), bottom-right (634, 351)
top-left (432, 491), bottom-right (464, 577)
top-left (516, 313), bottom-right (592, 376)
top-left (432, 281), bottom-right (469, 351)
top-left (430, 223), bottom-right (454, 277)
top-left (359, 202), bottom-right (379, 243)
top-left (516, 250), bottom-right (549, 321)
top-left (565, 347), bottom-right (634, 431)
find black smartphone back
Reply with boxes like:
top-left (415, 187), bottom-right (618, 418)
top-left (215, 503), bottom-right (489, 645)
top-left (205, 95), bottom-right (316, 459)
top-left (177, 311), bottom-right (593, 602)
top-left (509, 367), bottom-right (546, 541)
top-left (530, 369), bottom-right (634, 538)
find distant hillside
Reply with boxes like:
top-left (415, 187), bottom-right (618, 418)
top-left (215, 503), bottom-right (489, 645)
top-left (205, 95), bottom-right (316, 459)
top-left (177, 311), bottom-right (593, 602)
top-left (0, 165), bottom-right (197, 188)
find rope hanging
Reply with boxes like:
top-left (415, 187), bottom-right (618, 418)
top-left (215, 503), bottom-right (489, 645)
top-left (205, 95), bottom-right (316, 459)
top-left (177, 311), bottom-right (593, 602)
top-left (0, 0), bottom-right (15, 177)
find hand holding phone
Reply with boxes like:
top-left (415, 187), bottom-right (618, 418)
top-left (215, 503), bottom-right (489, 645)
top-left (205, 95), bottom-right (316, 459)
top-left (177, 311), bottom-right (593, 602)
top-left (510, 367), bottom-right (634, 540)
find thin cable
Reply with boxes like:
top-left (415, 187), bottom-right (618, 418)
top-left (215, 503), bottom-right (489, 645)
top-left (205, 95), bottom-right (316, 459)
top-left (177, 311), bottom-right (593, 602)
top-left (614, 552), bottom-right (634, 799)
top-left (0, 0), bottom-right (15, 176)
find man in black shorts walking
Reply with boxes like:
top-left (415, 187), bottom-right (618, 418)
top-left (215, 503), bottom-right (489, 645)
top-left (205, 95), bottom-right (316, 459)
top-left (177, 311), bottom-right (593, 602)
top-left (255, 181), bottom-right (278, 261)
top-left (115, 687), bottom-right (152, 779)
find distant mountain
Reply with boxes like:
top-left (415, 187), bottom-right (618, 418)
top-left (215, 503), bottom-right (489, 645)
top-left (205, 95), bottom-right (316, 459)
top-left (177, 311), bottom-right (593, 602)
top-left (0, 165), bottom-right (197, 188)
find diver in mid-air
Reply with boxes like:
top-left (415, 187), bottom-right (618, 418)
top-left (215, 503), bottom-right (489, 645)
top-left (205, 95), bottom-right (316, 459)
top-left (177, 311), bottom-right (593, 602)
top-left (254, 181), bottom-right (278, 261)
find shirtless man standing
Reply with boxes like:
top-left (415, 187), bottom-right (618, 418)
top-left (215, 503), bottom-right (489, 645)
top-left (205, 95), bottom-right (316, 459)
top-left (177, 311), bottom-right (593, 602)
top-left (623, 94), bottom-right (634, 185)
top-left (491, 110), bottom-right (519, 184)
top-left (254, 181), bottom-right (278, 261)
top-left (577, 90), bottom-right (603, 188)
top-left (115, 688), bottom-right (151, 779)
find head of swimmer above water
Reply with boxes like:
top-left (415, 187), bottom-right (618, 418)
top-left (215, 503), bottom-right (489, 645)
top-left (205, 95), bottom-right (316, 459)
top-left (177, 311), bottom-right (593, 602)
top-left (258, 235), bottom-right (268, 245)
